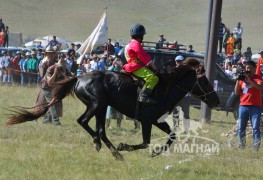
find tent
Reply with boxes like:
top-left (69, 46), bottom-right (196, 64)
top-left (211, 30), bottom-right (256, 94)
top-left (25, 35), bottom-right (70, 49)
top-left (73, 41), bottom-right (83, 46)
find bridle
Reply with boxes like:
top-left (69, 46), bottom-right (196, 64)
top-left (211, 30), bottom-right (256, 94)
top-left (175, 71), bottom-right (216, 101)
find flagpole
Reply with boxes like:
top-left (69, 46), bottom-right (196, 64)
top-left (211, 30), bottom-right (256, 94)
top-left (105, 7), bottom-right (109, 60)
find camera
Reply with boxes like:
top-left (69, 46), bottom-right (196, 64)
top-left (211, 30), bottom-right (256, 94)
top-left (237, 70), bottom-right (249, 81)
top-left (57, 66), bottom-right (64, 72)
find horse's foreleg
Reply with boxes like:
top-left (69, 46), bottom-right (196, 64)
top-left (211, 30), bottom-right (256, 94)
top-left (77, 107), bottom-right (102, 152)
top-left (151, 121), bottom-right (176, 157)
top-left (96, 112), bottom-right (124, 161)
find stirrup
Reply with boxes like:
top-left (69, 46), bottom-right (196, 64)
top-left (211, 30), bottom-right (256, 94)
top-left (138, 96), bottom-right (157, 104)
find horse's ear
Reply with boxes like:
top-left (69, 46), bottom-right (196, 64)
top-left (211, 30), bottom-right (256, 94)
top-left (197, 66), bottom-right (205, 75)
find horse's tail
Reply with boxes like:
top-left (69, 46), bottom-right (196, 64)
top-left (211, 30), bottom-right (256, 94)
top-left (5, 77), bottom-right (78, 126)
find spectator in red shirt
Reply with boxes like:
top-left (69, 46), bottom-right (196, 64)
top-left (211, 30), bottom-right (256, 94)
top-left (255, 51), bottom-right (263, 76)
top-left (235, 60), bottom-right (262, 150)
top-left (12, 51), bottom-right (21, 83)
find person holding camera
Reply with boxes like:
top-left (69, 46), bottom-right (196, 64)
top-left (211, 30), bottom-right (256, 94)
top-left (40, 58), bottom-right (69, 125)
top-left (36, 46), bottom-right (68, 125)
top-left (234, 61), bottom-right (262, 150)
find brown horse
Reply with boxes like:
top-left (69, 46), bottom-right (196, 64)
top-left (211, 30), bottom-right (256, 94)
top-left (6, 58), bottom-right (220, 160)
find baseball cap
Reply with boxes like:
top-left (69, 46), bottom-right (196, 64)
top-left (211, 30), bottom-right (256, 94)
top-left (175, 55), bottom-right (184, 61)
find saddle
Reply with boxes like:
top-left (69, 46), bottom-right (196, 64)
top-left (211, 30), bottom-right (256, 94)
top-left (120, 69), bottom-right (145, 88)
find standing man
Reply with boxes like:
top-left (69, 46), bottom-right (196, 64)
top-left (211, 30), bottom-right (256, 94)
top-left (46, 35), bottom-right (61, 49)
top-left (41, 58), bottom-right (68, 125)
top-left (104, 38), bottom-right (115, 56)
top-left (12, 51), bottom-right (21, 84)
top-left (172, 55), bottom-right (191, 133)
top-left (39, 46), bottom-right (56, 80)
top-left (3, 26), bottom-right (9, 48)
top-left (233, 21), bottom-right (243, 50)
top-left (0, 19), bottom-right (5, 31)
top-left (67, 43), bottom-right (76, 57)
top-left (235, 61), bottom-right (262, 150)
top-left (186, 45), bottom-right (195, 53)
top-left (36, 41), bottom-right (43, 49)
top-left (65, 53), bottom-right (74, 74)
top-left (123, 24), bottom-right (159, 103)
top-left (114, 42), bottom-right (122, 56)
top-left (218, 18), bottom-right (227, 53)
top-left (157, 34), bottom-right (166, 48)
top-left (27, 50), bottom-right (38, 84)
top-left (0, 28), bottom-right (5, 47)
top-left (36, 46), bottom-right (64, 125)
top-left (18, 54), bottom-right (26, 86)
top-left (255, 51), bottom-right (263, 76)
top-left (1, 50), bottom-right (13, 85)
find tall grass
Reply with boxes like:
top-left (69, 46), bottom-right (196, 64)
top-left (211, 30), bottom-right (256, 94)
top-left (0, 85), bottom-right (262, 179)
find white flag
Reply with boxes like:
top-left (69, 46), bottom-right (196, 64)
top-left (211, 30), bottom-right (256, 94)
top-left (77, 11), bottom-right (108, 64)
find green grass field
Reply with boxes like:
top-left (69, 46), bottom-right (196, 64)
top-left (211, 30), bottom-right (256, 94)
top-left (0, 85), bottom-right (262, 179)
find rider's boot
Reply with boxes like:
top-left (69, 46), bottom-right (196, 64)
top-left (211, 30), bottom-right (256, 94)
top-left (138, 87), bottom-right (157, 104)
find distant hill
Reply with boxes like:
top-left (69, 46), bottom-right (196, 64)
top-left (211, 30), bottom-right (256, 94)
top-left (1, 0), bottom-right (262, 52)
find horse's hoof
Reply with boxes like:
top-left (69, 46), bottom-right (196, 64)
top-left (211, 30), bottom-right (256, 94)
top-left (151, 151), bottom-right (161, 157)
top-left (151, 147), bottom-right (162, 157)
top-left (93, 139), bottom-right (101, 152)
top-left (117, 143), bottom-right (125, 151)
top-left (95, 143), bottom-right (102, 152)
top-left (115, 153), bottom-right (124, 161)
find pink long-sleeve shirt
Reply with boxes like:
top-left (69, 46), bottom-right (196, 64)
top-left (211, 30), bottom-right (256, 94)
top-left (123, 39), bottom-right (152, 72)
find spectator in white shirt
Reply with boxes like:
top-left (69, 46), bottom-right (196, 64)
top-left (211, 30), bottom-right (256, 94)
top-left (233, 21), bottom-right (243, 50)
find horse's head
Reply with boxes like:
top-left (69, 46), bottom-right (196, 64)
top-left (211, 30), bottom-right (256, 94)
top-left (171, 58), bottom-right (220, 109)
top-left (189, 73), bottom-right (220, 108)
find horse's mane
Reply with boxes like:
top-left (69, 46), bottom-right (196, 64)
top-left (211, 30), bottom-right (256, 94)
top-left (182, 57), bottom-right (200, 68)
top-left (164, 57), bottom-right (200, 79)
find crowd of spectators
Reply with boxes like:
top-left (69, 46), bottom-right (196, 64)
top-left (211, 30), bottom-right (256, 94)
top-left (216, 19), bottom-right (262, 80)
top-left (218, 46), bottom-right (255, 79)
top-left (0, 37), bottom-right (124, 86)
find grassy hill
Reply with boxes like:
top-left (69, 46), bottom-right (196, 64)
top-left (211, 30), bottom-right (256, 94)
top-left (1, 0), bottom-right (263, 52)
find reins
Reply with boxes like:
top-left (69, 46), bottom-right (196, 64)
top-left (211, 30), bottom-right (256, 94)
top-left (174, 73), bottom-right (216, 101)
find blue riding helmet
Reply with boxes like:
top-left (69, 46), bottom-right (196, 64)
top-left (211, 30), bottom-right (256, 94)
top-left (130, 24), bottom-right (146, 36)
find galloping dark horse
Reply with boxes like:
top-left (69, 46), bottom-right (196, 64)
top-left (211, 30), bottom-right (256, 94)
top-left (6, 58), bottom-right (220, 160)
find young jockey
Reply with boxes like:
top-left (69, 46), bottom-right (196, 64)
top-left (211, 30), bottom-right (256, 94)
top-left (123, 24), bottom-right (159, 104)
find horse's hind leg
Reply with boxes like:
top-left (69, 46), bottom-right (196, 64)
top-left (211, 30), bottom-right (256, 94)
top-left (77, 107), bottom-right (102, 152)
top-left (151, 121), bottom-right (176, 157)
top-left (96, 112), bottom-right (124, 161)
